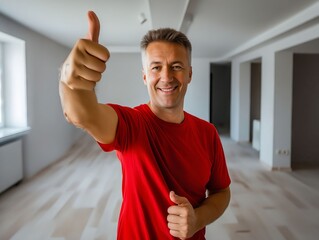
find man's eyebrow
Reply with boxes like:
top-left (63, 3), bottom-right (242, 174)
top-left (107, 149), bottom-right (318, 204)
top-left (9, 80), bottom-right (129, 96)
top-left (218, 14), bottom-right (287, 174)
top-left (149, 61), bottom-right (162, 65)
top-left (171, 61), bottom-right (184, 65)
top-left (149, 61), bottom-right (185, 65)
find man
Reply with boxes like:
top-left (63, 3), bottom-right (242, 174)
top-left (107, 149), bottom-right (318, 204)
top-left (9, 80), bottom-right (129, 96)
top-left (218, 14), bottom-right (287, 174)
top-left (60, 11), bottom-right (231, 240)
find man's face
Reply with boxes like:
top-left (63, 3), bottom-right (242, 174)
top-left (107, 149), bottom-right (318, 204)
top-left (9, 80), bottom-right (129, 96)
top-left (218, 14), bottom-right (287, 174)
top-left (142, 41), bottom-right (192, 113)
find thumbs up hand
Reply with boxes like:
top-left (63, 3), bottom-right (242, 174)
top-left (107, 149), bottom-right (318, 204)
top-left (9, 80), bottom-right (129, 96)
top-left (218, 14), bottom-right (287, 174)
top-left (60, 11), bottom-right (110, 91)
top-left (167, 191), bottom-right (199, 239)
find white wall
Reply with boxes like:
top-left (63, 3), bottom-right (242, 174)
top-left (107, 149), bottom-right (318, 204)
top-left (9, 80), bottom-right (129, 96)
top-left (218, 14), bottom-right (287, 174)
top-left (273, 51), bottom-right (293, 169)
top-left (185, 58), bottom-right (210, 121)
top-left (230, 15), bottom-right (319, 169)
top-left (260, 52), bottom-right (276, 167)
top-left (96, 53), bottom-right (148, 107)
top-left (0, 14), bottom-right (80, 178)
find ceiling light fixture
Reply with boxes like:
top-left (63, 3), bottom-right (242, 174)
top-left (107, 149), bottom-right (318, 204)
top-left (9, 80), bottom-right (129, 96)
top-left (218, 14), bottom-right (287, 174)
top-left (138, 13), bottom-right (147, 24)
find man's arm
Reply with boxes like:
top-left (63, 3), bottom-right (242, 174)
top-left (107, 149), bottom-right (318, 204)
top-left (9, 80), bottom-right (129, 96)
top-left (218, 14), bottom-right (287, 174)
top-left (194, 187), bottom-right (231, 230)
top-left (167, 187), bottom-right (230, 239)
top-left (59, 11), bottom-right (118, 144)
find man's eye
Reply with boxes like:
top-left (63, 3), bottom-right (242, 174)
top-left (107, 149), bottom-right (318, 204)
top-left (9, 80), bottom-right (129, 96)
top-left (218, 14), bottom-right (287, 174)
top-left (152, 66), bottom-right (160, 71)
top-left (172, 65), bottom-right (182, 70)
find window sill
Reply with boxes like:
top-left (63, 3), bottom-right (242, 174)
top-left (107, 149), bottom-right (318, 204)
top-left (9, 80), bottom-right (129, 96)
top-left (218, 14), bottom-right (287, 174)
top-left (0, 127), bottom-right (30, 145)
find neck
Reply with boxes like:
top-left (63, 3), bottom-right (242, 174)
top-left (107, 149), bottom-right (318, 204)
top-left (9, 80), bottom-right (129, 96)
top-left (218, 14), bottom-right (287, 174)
top-left (147, 102), bottom-right (184, 124)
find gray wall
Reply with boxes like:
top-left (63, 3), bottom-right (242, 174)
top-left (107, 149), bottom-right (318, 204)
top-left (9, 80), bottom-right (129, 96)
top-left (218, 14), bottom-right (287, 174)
top-left (96, 53), bottom-right (149, 107)
top-left (0, 13), bottom-right (80, 178)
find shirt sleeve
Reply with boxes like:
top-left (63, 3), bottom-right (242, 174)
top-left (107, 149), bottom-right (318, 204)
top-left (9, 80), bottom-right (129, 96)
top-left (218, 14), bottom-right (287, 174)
top-left (206, 128), bottom-right (231, 191)
top-left (97, 104), bottom-right (138, 152)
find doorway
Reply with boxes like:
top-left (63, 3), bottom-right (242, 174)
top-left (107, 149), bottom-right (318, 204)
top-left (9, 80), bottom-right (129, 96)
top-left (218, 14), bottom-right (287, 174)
top-left (249, 61), bottom-right (262, 147)
top-left (291, 53), bottom-right (319, 169)
top-left (210, 63), bottom-right (231, 135)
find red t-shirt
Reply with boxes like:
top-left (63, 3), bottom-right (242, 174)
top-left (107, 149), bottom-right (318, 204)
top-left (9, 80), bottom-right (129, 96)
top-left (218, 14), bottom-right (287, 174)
top-left (98, 104), bottom-right (231, 240)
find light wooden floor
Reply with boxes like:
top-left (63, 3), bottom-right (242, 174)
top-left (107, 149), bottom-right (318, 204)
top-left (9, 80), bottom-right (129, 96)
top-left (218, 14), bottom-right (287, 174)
top-left (0, 135), bottom-right (318, 240)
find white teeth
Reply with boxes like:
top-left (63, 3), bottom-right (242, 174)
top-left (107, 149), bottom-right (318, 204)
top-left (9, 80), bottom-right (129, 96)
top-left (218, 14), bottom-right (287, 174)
top-left (160, 87), bottom-right (175, 92)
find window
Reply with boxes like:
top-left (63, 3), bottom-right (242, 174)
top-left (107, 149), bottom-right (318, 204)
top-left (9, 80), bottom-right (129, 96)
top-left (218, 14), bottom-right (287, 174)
top-left (0, 32), bottom-right (29, 143)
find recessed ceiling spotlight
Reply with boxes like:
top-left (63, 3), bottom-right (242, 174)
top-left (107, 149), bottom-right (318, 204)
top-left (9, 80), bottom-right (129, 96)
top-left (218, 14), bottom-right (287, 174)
top-left (138, 13), bottom-right (147, 24)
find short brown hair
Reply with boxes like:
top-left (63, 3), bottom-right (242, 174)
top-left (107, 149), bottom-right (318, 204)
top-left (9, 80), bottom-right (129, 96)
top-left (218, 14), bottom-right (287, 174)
top-left (140, 28), bottom-right (192, 64)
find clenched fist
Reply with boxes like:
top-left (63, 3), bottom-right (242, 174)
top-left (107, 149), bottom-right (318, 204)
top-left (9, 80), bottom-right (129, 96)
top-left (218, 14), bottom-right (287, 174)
top-left (167, 191), bottom-right (199, 239)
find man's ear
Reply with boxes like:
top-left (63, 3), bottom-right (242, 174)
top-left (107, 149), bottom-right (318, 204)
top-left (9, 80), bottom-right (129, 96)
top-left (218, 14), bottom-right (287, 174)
top-left (142, 69), bottom-right (147, 85)
top-left (188, 66), bottom-right (193, 83)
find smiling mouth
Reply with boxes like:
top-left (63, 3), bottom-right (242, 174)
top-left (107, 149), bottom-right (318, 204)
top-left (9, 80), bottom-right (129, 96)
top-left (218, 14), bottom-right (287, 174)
top-left (157, 86), bottom-right (178, 93)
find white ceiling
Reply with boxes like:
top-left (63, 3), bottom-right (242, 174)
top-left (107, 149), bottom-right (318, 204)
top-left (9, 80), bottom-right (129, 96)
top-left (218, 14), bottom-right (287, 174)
top-left (0, 0), bottom-right (318, 59)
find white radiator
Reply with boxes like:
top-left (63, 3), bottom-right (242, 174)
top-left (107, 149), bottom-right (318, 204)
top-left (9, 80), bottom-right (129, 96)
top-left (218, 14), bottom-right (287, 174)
top-left (252, 120), bottom-right (260, 151)
top-left (0, 139), bottom-right (23, 193)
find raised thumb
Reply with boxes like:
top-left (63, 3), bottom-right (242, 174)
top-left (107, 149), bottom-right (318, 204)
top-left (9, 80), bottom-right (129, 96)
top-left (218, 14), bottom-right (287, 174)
top-left (169, 191), bottom-right (188, 205)
top-left (86, 10), bottom-right (100, 43)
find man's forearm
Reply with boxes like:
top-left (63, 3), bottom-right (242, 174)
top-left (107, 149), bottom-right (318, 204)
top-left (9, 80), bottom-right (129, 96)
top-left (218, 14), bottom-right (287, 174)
top-left (59, 81), bottom-right (99, 128)
top-left (194, 187), bottom-right (231, 231)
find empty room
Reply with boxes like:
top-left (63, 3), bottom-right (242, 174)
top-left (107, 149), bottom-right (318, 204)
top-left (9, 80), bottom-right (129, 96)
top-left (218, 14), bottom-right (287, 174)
top-left (0, 1), bottom-right (319, 239)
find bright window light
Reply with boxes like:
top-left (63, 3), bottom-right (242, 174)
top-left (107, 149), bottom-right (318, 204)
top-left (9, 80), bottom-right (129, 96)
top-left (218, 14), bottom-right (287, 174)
top-left (0, 32), bottom-right (28, 130)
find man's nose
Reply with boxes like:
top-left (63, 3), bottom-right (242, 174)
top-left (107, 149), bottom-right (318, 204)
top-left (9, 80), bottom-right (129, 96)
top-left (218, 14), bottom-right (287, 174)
top-left (160, 67), bottom-right (173, 82)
